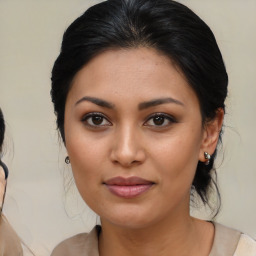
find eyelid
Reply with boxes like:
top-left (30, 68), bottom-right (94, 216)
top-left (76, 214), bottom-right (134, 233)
top-left (81, 112), bottom-right (112, 126)
top-left (81, 112), bottom-right (176, 128)
top-left (144, 112), bottom-right (177, 126)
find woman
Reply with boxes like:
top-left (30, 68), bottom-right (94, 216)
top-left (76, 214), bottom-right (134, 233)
top-left (0, 109), bottom-right (35, 256)
top-left (0, 109), bottom-right (23, 255)
top-left (50, 0), bottom-right (256, 255)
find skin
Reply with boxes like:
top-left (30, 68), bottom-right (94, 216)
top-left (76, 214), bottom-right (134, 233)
top-left (64, 47), bottom-right (223, 256)
top-left (0, 167), bottom-right (6, 208)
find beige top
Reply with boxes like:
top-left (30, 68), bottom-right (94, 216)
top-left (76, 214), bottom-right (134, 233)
top-left (0, 216), bottom-right (23, 256)
top-left (51, 223), bottom-right (256, 256)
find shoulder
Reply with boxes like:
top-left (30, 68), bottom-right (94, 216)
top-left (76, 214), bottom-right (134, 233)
top-left (210, 222), bottom-right (241, 256)
top-left (210, 222), bottom-right (256, 256)
top-left (234, 234), bottom-right (256, 256)
top-left (51, 233), bottom-right (90, 256)
top-left (51, 226), bottom-right (100, 256)
top-left (0, 216), bottom-right (23, 256)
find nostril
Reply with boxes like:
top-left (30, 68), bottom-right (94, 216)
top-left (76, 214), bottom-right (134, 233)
top-left (109, 133), bottom-right (146, 167)
top-left (111, 157), bottom-right (143, 168)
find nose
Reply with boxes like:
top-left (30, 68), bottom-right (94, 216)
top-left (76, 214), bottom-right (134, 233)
top-left (110, 125), bottom-right (146, 167)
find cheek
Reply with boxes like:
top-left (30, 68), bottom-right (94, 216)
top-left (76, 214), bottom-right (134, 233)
top-left (151, 132), bottom-right (202, 189)
top-left (66, 141), bottom-right (103, 207)
top-left (66, 135), bottom-right (108, 189)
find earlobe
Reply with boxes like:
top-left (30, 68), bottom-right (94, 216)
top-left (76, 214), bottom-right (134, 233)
top-left (199, 108), bottom-right (224, 162)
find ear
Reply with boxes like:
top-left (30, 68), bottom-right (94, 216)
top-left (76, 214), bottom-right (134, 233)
top-left (199, 108), bottom-right (224, 163)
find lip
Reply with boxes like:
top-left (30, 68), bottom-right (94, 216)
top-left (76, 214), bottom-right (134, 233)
top-left (104, 176), bottom-right (155, 198)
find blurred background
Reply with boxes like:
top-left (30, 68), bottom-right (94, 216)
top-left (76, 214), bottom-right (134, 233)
top-left (0, 0), bottom-right (255, 255)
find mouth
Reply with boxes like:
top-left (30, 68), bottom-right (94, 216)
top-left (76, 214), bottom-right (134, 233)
top-left (104, 176), bottom-right (155, 199)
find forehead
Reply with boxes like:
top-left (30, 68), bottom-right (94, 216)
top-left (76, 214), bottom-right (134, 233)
top-left (67, 47), bottom-right (198, 108)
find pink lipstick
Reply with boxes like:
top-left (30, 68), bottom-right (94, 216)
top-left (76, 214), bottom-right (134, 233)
top-left (104, 176), bottom-right (154, 198)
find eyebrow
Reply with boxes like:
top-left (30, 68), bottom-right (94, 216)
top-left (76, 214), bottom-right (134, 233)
top-left (75, 96), bottom-right (115, 109)
top-left (138, 97), bottom-right (184, 110)
top-left (75, 96), bottom-right (184, 110)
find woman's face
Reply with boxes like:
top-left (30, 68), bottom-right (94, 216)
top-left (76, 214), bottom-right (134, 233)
top-left (64, 48), bottom-right (211, 229)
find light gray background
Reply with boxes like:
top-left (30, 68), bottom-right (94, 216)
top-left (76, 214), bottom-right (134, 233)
top-left (0, 0), bottom-right (255, 255)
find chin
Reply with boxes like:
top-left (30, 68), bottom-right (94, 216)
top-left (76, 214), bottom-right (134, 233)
top-left (99, 205), bottom-right (160, 230)
top-left (106, 217), bottom-right (154, 230)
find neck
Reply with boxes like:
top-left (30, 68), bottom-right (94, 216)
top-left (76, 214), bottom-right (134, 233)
top-left (99, 212), bottom-right (214, 256)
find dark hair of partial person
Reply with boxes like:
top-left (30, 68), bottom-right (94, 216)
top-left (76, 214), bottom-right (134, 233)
top-left (51, 0), bottom-right (228, 213)
top-left (0, 109), bottom-right (36, 255)
top-left (0, 108), bottom-right (8, 181)
top-left (0, 109), bottom-right (5, 153)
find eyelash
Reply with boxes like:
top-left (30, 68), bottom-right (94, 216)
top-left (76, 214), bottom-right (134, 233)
top-left (81, 112), bottom-right (111, 128)
top-left (144, 113), bottom-right (177, 127)
top-left (81, 112), bottom-right (177, 128)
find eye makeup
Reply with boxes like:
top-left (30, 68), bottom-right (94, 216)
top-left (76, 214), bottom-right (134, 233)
top-left (81, 112), bottom-right (112, 128)
top-left (144, 112), bottom-right (177, 127)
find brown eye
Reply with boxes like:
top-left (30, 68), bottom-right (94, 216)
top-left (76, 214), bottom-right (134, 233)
top-left (144, 113), bottom-right (176, 127)
top-left (91, 116), bottom-right (104, 125)
top-left (82, 113), bottom-right (111, 127)
top-left (153, 116), bottom-right (165, 126)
